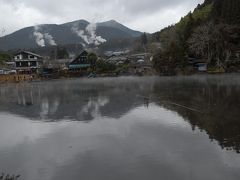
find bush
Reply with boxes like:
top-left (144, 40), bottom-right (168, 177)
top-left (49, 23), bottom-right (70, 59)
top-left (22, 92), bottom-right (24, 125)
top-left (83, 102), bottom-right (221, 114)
top-left (96, 60), bottom-right (116, 73)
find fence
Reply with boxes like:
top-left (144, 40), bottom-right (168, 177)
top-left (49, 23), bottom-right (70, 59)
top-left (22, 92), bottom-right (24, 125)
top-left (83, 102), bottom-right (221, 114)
top-left (0, 74), bottom-right (37, 83)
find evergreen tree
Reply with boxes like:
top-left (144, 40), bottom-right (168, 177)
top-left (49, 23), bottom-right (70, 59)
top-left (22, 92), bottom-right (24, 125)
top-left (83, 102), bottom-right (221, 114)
top-left (141, 32), bottom-right (148, 50)
top-left (57, 47), bottom-right (69, 59)
top-left (87, 53), bottom-right (98, 71)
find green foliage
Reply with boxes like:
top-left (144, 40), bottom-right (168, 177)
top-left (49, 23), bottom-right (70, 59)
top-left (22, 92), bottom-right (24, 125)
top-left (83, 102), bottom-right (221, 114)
top-left (96, 59), bottom-right (116, 73)
top-left (88, 53), bottom-right (97, 65)
top-left (141, 32), bottom-right (148, 46)
top-left (213, 0), bottom-right (240, 24)
top-left (0, 52), bottom-right (12, 66)
top-left (188, 23), bottom-right (240, 66)
top-left (153, 2), bottom-right (213, 48)
top-left (0, 53), bottom-right (12, 61)
top-left (192, 3), bottom-right (213, 22)
top-left (152, 26), bottom-right (176, 49)
top-left (50, 47), bottom-right (69, 59)
top-left (153, 41), bottom-right (186, 75)
top-left (114, 64), bottom-right (129, 75)
top-left (86, 52), bottom-right (98, 72)
top-left (152, 0), bottom-right (240, 72)
top-left (175, 3), bottom-right (213, 44)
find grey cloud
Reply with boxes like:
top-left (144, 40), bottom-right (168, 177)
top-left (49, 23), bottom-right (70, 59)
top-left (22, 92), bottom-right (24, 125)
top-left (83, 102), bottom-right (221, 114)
top-left (0, 0), bottom-right (204, 34)
top-left (15, 0), bottom-right (202, 17)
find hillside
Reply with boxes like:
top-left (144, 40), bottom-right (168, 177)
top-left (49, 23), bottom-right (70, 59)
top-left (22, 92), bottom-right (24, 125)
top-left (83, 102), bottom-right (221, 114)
top-left (151, 0), bottom-right (240, 74)
top-left (0, 20), bottom-right (142, 51)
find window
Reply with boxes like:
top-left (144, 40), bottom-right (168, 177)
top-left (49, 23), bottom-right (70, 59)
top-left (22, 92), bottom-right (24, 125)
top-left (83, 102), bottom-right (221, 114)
top-left (29, 55), bottom-right (35, 59)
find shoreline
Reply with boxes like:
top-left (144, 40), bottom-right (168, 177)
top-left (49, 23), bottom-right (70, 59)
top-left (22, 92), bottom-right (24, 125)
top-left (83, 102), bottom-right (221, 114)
top-left (1, 73), bottom-right (240, 85)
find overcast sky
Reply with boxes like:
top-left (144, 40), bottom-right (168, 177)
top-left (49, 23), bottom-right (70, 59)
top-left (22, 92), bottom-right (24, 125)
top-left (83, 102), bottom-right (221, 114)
top-left (0, 0), bottom-right (204, 36)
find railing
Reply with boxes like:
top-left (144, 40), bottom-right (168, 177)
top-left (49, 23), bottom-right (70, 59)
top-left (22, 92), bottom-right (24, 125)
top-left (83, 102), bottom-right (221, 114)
top-left (15, 66), bottom-right (40, 70)
top-left (0, 74), bottom-right (37, 83)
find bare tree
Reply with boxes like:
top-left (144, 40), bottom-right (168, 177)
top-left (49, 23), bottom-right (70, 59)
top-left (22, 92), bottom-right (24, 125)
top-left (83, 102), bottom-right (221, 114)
top-left (188, 22), bottom-right (214, 63)
top-left (188, 22), bottom-right (240, 67)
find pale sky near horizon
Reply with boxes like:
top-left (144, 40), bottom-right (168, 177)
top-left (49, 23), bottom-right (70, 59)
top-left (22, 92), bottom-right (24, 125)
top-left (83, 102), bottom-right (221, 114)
top-left (0, 0), bottom-right (204, 36)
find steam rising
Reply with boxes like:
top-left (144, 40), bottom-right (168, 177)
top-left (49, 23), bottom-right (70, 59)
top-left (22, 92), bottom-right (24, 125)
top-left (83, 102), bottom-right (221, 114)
top-left (72, 22), bottom-right (106, 46)
top-left (33, 26), bottom-right (45, 47)
top-left (33, 26), bottom-right (57, 47)
top-left (44, 33), bottom-right (57, 46)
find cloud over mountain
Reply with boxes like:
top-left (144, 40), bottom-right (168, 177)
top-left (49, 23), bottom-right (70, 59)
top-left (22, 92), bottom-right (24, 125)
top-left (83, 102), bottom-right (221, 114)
top-left (0, 0), bottom-right (204, 36)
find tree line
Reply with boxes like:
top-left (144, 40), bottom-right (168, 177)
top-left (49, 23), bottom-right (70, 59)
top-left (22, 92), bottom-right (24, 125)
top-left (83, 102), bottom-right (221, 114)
top-left (149, 0), bottom-right (240, 75)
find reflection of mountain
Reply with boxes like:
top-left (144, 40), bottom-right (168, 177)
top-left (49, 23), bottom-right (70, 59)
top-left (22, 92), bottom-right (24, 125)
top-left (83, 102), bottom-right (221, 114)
top-left (0, 79), bottom-right (152, 121)
top-left (152, 76), bottom-right (240, 153)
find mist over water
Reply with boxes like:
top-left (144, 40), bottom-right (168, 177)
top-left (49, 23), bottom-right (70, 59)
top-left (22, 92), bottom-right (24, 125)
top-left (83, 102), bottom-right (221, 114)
top-left (0, 75), bottom-right (240, 180)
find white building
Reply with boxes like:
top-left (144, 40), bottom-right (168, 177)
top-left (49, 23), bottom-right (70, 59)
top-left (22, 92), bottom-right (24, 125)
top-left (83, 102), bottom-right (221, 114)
top-left (14, 51), bottom-right (43, 74)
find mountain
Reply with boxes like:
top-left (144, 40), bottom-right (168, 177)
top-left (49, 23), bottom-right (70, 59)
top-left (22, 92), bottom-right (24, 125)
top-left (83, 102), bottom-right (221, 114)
top-left (0, 20), bottom-right (142, 51)
top-left (97, 20), bottom-right (141, 37)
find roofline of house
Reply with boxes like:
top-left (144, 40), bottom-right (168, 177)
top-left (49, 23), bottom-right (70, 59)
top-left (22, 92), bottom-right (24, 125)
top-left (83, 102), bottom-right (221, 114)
top-left (14, 51), bottom-right (43, 58)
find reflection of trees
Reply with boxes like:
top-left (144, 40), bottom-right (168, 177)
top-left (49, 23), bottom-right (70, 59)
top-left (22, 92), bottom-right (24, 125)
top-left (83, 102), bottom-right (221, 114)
top-left (152, 79), bottom-right (240, 153)
top-left (1, 77), bottom-right (239, 153)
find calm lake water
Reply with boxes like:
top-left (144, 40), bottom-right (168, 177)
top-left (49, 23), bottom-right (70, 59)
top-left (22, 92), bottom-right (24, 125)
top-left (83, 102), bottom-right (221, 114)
top-left (0, 75), bottom-right (240, 180)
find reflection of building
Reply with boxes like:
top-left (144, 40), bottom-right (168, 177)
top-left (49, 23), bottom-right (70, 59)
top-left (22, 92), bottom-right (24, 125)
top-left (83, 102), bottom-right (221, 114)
top-left (0, 68), bottom-right (16, 75)
top-left (14, 51), bottom-right (43, 74)
top-left (69, 51), bottom-right (90, 71)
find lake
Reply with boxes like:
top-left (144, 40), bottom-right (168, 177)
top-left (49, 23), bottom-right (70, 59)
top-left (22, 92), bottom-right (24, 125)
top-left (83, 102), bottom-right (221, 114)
top-left (0, 75), bottom-right (240, 180)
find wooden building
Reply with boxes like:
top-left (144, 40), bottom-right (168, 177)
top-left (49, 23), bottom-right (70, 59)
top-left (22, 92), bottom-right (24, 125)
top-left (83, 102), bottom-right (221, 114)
top-left (14, 51), bottom-right (43, 74)
top-left (69, 51), bottom-right (91, 71)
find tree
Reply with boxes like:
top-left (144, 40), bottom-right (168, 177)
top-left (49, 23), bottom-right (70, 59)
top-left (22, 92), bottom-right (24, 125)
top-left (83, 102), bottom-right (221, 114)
top-left (188, 22), bottom-right (240, 66)
top-left (0, 52), bottom-right (12, 66)
top-left (141, 33), bottom-right (148, 46)
top-left (141, 32), bottom-right (148, 51)
top-left (57, 47), bottom-right (69, 59)
top-left (87, 53), bottom-right (98, 71)
top-left (96, 59), bottom-right (116, 73)
top-left (153, 41), bottom-right (183, 75)
top-left (188, 22), bottom-right (214, 63)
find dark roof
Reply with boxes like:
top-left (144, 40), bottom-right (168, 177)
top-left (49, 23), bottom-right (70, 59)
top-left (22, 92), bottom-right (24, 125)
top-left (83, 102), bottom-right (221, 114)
top-left (75, 50), bottom-right (88, 59)
top-left (188, 58), bottom-right (206, 64)
top-left (15, 51), bottom-right (43, 58)
top-left (70, 50), bottom-right (88, 62)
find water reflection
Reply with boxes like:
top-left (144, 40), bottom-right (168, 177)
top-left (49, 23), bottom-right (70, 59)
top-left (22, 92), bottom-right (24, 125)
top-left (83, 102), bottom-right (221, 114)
top-left (0, 78), bottom-right (152, 121)
top-left (0, 76), bottom-right (240, 180)
top-left (152, 75), bottom-right (240, 153)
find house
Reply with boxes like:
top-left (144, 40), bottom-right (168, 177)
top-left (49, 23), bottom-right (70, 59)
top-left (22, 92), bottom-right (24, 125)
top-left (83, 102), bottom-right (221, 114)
top-left (14, 51), bottom-right (43, 74)
top-left (43, 59), bottom-right (72, 70)
top-left (69, 51), bottom-right (91, 71)
top-left (128, 53), bottom-right (154, 75)
top-left (41, 59), bottom-right (72, 78)
top-left (197, 63), bottom-right (207, 72)
top-left (107, 55), bottom-right (128, 64)
top-left (128, 53), bottom-right (151, 63)
top-left (0, 68), bottom-right (11, 75)
top-left (188, 57), bottom-right (207, 72)
top-left (104, 50), bottom-right (130, 57)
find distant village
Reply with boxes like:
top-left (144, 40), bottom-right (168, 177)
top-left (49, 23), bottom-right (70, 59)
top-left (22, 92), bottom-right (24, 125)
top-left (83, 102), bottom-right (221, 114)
top-left (0, 50), bottom-right (155, 83)
top-left (0, 47), bottom-right (229, 83)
